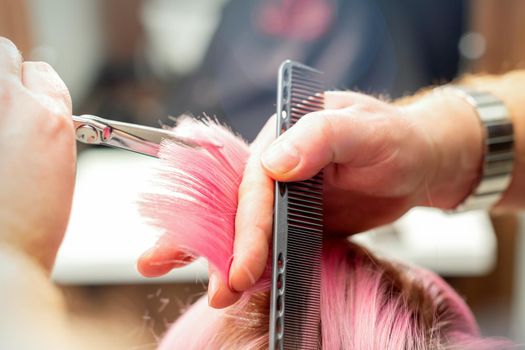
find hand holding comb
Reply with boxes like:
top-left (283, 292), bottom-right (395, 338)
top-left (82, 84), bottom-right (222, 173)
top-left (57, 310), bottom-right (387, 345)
top-left (269, 60), bottom-right (325, 350)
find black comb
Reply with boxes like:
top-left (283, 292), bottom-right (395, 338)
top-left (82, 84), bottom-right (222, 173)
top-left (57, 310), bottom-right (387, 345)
top-left (269, 60), bottom-right (324, 350)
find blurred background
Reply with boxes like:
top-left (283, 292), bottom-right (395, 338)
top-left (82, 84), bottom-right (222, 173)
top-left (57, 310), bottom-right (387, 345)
top-left (1, 0), bottom-right (525, 348)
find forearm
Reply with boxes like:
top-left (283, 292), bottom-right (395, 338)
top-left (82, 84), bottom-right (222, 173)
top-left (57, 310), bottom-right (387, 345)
top-left (405, 70), bottom-right (525, 210)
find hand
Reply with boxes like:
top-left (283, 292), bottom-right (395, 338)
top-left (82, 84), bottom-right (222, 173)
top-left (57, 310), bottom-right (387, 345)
top-left (136, 89), bottom-right (482, 309)
top-left (224, 90), bottom-right (483, 306)
top-left (0, 37), bottom-right (76, 271)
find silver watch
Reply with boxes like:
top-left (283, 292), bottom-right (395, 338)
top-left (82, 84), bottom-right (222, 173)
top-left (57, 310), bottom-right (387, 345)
top-left (439, 86), bottom-right (515, 210)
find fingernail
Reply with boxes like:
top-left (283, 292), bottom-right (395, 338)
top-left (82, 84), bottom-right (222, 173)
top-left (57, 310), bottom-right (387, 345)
top-left (262, 141), bottom-right (300, 174)
top-left (208, 273), bottom-right (219, 305)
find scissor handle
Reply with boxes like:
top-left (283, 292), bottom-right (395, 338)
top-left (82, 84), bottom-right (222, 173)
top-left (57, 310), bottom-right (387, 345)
top-left (72, 114), bottom-right (200, 158)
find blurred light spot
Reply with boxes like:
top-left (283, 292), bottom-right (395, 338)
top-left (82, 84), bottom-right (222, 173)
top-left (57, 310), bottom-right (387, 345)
top-left (141, 0), bottom-right (228, 76)
top-left (256, 0), bottom-right (333, 41)
top-left (458, 32), bottom-right (486, 60)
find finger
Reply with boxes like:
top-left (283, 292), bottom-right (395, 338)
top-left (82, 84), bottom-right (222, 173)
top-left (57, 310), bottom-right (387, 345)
top-left (0, 37), bottom-right (22, 79)
top-left (208, 265), bottom-right (241, 309)
top-left (21, 61), bottom-right (72, 115)
top-left (260, 106), bottom-right (400, 182)
top-left (325, 90), bottom-right (385, 110)
top-left (229, 115), bottom-right (277, 292)
top-left (137, 236), bottom-right (196, 277)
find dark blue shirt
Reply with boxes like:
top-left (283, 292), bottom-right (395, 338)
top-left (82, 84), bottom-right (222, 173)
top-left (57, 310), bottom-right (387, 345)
top-left (166, 0), bottom-right (465, 141)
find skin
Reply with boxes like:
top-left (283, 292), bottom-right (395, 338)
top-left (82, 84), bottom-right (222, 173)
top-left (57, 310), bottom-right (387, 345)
top-left (0, 37), bottom-right (147, 350)
top-left (139, 74), bottom-right (525, 309)
top-left (137, 92), bottom-right (477, 306)
top-left (0, 37), bottom-right (75, 271)
top-left (0, 37), bottom-right (76, 349)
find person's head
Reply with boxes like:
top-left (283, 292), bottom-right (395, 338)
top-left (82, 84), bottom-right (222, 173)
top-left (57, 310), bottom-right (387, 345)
top-left (140, 118), bottom-right (512, 350)
top-left (158, 239), bottom-right (516, 350)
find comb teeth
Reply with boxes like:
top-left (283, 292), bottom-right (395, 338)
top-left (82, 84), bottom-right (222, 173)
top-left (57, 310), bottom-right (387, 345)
top-left (269, 61), bottom-right (324, 350)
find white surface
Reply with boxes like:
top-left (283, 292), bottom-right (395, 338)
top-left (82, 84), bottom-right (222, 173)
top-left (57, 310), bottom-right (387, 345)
top-left (142, 0), bottom-right (229, 76)
top-left (52, 149), bottom-right (208, 285)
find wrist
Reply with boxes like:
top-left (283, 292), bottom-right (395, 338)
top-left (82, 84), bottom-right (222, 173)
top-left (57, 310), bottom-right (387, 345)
top-left (404, 92), bottom-right (484, 209)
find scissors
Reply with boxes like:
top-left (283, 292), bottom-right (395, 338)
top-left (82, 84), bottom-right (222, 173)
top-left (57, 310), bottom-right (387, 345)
top-left (72, 114), bottom-right (201, 158)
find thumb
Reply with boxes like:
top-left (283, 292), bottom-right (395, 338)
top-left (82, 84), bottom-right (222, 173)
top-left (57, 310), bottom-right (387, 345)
top-left (260, 106), bottom-right (398, 182)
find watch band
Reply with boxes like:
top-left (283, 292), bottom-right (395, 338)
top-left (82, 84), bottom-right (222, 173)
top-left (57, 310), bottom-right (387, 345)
top-left (439, 86), bottom-right (515, 210)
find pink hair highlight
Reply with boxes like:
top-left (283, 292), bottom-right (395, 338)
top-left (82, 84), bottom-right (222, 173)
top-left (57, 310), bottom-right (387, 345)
top-left (140, 116), bottom-right (249, 283)
top-left (139, 117), bottom-right (514, 350)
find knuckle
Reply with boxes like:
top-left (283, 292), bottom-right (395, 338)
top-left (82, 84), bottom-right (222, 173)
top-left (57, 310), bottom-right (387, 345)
top-left (312, 112), bottom-right (336, 146)
top-left (34, 62), bottom-right (72, 110)
top-left (237, 175), bottom-right (273, 213)
top-left (51, 109), bottom-right (72, 130)
top-left (238, 176), bottom-right (265, 203)
top-left (35, 98), bottom-right (73, 135)
top-left (253, 219), bottom-right (271, 240)
top-left (46, 114), bottom-right (73, 140)
top-left (319, 112), bottom-right (335, 136)
top-left (293, 111), bottom-right (338, 162)
top-left (237, 178), bottom-right (252, 199)
top-left (25, 60), bottom-right (70, 93)
top-left (351, 102), bottom-right (379, 114)
top-left (51, 109), bottom-right (72, 131)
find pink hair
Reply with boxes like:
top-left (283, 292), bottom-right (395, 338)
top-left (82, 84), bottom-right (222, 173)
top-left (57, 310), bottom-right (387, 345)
top-left (141, 116), bottom-right (249, 283)
top-left (140, 117), bottom-right (514, 350)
